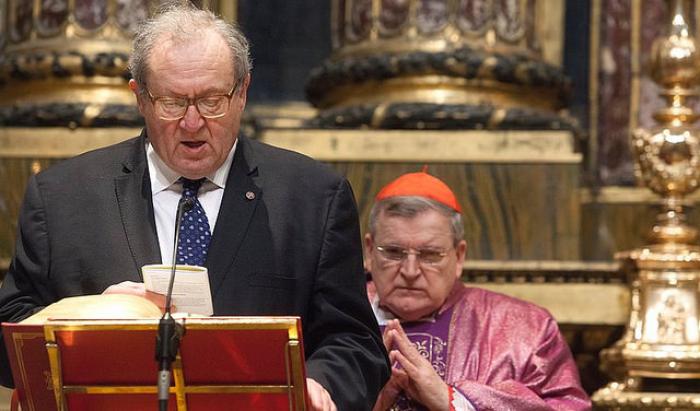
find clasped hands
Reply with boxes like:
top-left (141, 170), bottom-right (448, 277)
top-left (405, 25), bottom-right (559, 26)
top-left (373, 319), bottom-right (450, 411)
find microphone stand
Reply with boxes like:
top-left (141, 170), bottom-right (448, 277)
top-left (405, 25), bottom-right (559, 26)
top-left (156, 197), bottom-right (191, 411)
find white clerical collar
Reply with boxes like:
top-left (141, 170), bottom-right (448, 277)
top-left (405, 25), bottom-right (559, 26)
top-left (147, 138), bottom-right (238, 194)
top-left (371, 294), bottom-right (394, 326)
top-left (370, 294), bottom-right (436, 326)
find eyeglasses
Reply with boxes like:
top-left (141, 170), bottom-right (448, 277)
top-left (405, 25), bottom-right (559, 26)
top-left (146, 86), bottom-right (237, 121)
top-left (375, 245), bottom-right (449, 266)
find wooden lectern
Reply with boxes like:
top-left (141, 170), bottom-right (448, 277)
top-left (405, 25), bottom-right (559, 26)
top-left (4, 314), bottom-right (308, 410)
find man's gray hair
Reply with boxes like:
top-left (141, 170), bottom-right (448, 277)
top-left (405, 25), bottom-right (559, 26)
top-left (129, 1), bottom-right (252, 92)
top-left (368, 196), bottom-right (465, 246)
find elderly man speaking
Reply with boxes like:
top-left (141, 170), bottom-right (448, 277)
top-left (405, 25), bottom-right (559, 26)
top-left (364, 171), bottom-right (591, 411)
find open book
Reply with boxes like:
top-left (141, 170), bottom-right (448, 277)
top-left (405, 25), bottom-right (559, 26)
top-left (20, 294), bottom-right (163, 324)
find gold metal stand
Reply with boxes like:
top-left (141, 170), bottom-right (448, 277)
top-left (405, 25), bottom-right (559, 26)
top-left (593, 1), bottom-right (700, 408)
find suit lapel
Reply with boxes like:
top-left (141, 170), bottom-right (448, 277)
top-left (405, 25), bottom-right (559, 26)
top-left (206, 137), bottom-right (261, 295)
top-left (114, 134), bottom-right (161, 278)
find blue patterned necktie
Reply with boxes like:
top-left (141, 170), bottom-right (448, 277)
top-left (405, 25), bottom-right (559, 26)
top-left (176, 178), bottom-right (211, 266)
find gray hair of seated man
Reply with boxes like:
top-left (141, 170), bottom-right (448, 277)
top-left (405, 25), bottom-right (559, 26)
top-left (368, 196), bottom-right (465, 247)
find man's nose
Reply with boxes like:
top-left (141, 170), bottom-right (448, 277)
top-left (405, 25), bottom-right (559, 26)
top-left (399, 254), bottom-right (421, 280)
top-left (179, 104), bottom-right (204, 131)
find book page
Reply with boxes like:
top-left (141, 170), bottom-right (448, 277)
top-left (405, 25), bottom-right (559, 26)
top-left (142, 264), bottom-right (213, 316)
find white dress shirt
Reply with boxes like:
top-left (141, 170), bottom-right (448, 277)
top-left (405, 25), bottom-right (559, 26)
top-left (147, 140), bottom-right (237, 264)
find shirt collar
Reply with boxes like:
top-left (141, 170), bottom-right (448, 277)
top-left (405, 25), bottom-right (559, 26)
top-left (370, 294), bottom-right (436, 325)
top-left (147, 139), bottom-right (237, 194)
top-left (370, 294), bottom-right (394, 326)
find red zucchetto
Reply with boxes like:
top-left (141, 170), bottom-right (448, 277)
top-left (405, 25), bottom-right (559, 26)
top-left (375, 169), bottom-right (462, 213)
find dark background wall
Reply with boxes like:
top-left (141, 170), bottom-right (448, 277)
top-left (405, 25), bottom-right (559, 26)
top-left (563, 1), bottom-right (590, 133)
top-left (238, 1), bottom-right (331, 104)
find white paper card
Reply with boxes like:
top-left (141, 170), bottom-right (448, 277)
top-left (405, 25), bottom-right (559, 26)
top-left (142, 264), bottom-right (213, 316)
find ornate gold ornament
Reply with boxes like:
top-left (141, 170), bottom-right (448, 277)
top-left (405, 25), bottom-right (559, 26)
top-left (593, 1), bottom-right (700, 408)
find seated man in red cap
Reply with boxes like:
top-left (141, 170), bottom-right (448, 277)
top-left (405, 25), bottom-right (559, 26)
top-left (365, 171), bottom-right (591, 411)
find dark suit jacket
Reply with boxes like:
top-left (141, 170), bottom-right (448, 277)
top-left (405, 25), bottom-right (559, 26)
top-left (0, 132), bottom-right (389, 410)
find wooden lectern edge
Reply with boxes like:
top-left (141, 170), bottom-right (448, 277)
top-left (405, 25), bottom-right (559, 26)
top-left (19, 295), bottom-right (301, 337)
top-left (4, 294), bottom-right (308, 410)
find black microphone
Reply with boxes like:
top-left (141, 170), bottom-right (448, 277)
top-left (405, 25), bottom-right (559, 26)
top-left (156, 197), bottom-right (193, 411)
top-left (164, 196), bottom-right (193, 314)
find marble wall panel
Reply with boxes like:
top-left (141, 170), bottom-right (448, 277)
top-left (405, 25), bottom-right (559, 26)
top-left (331, 161), bottom-right (581, 260)
top-left (582, 194), bottom-right (700, 260)
top-left (595, 0), bottom-right (634, 185)
top-left (0, 158), bottom-right (58, 265)
top-left (591, 0), bottom-right (700, 187)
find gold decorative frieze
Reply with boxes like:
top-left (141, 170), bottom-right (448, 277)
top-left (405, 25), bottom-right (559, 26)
top-left (0, 127), bottom-right (139, 158)
top-left (333, 0), bottom-right (552, 61)
top-left (0, 0), bottom-right (236, 127)
top-left (261, 128), bottom-right (580, 163)
top-left (0, 0), bottom-right (153, 126)
top-left (307, 0), bottom-right (570, 131)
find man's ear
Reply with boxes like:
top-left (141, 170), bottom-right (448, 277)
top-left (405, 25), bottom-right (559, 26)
top-left (128, 79), bottom-right (146, 115)
top-left (454, 240), bottom-right (467, 280)
top-left (234, 73), bottom-right (251, 111)
top-left (363, 233), bottom-right (375, 272)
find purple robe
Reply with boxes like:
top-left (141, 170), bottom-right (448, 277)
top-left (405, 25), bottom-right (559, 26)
top-left (382, 306), bottom-right (452, 411)
top-left (370, 283), bottom-right (592, 411)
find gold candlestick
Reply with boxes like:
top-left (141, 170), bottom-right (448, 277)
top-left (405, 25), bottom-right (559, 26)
top-left (594, 1), bottom-right (700, 408)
